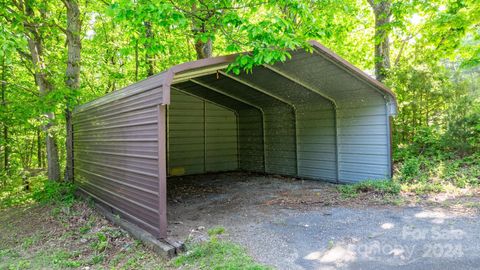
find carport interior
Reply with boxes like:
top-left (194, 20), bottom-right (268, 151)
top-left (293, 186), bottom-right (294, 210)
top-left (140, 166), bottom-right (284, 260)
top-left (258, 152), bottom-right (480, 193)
top-left (167, 61), bottom-right (338, 182)
top-left (167, 48), bottom-right (394, 183)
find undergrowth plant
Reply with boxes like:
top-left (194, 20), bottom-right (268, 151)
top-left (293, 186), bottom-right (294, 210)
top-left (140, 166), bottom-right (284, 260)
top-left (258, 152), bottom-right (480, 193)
top-left (0, 171), bottom-right (76, 208)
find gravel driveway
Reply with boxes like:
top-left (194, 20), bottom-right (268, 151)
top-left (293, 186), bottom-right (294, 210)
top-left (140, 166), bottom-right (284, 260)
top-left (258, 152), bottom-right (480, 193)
top-left (167, 172), bottom-right (480, 270)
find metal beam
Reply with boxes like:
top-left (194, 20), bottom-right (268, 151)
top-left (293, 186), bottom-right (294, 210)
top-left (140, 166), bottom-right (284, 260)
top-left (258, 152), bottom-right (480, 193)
top-left (189, 79), bottom-right (263, 112)
top-left (171, 86), bottom-right (237, 114)
top-left (218, 71), bottom-right (297, 109)
top-left (172, 65), bottom-right (228, 84)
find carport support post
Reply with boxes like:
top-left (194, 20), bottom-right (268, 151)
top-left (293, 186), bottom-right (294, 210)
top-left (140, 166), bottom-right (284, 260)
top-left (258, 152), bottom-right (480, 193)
top-left (157, 105), bottom-right (168, 239)
top-left (334, 108), bottom-right (340, 183)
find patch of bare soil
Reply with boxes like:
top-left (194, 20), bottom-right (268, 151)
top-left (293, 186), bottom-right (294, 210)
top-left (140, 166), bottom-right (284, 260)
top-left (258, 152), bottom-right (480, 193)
top-left (0, 201), bottom-right (167, 269)
top-left (262, 186), bottom-right (400, 209)
top-left (168, 172), bottom-right (480, 214)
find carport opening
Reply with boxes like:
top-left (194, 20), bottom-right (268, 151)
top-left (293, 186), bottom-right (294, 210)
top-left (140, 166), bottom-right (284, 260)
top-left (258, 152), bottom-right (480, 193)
top-left (166, 65), bottom-right (340, 182)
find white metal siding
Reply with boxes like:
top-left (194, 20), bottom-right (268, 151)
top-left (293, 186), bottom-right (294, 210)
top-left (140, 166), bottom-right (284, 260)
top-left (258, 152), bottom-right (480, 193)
top-left (296, 104), bottom-right (337, 181)
top-left (337, 99), bottom-right (390, 182)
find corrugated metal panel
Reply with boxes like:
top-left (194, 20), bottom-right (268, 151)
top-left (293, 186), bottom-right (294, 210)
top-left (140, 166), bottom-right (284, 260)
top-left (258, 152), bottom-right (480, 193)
top-left (167, 89), bottom-right (238, 176)
top-left (238, 109), bottom-right (264, 172)
top-left (74, 72), bottom-right (166, 113)
top-left (73, 87), bottom-right (164, 238)
top-left (205, 102), bottom-right (238, 172)
top-left (337, 102), bottom-right (390, 182)
top-left (173, 81), bottom-right (264, 173)
top-left (267, 50), bottom-right (392, 182)
top-left (168, 90), bottom-right (205, 175)
top-left (296, 105), bottom-right (337, 181)
top-left (196, 75), bottom-right (297, 176)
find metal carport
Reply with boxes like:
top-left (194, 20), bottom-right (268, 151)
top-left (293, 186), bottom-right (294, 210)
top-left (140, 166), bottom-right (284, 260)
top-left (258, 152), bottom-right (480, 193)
top-left (72, 41), bottom-right (397, 239)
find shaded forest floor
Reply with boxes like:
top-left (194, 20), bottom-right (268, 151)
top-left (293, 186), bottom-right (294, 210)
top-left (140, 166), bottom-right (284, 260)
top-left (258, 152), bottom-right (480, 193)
top-left (0, 201), bottom-right (167, 269)
top-left (0, 197), bottom-right (270, 270)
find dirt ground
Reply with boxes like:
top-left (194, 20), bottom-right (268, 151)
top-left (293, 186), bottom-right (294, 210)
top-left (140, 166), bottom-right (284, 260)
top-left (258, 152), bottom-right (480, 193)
top-left (0, 201), bottom-right (166, 269)
top-left (167, 172), bottom-right (480, 270)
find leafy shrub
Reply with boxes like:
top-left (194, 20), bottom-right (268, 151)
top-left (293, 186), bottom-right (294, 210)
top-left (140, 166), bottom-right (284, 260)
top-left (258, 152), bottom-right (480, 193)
top-left (399, 157), bottom-right (422, 182)
top-left (1, 171), bottom-right (76, 208)
top-left (394, 151), bottom-right (480, 194)
top-left (32, 180), bottom-right (76, 205)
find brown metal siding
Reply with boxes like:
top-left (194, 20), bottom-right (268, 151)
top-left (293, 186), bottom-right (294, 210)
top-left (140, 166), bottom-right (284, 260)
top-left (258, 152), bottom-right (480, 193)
top-left (73, 86), bottom-right (165, 238)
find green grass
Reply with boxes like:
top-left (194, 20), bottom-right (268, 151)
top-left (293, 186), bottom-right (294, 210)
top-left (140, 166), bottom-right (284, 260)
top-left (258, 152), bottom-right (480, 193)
top-left (338, 180), bottom-right (401, 198)
top-left (174, 236), bottom-right (270, 270)
top-left (207, 226), bottom-right (226, 236)
top-left (338, 153), bottom-right (480, 198)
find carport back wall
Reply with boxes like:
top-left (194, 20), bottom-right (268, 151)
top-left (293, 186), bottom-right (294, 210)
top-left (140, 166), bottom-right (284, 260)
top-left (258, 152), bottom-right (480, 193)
top-left (167, 89), bottom-right (239, 176)
top-left (169, 82), bottom-right (265, 173)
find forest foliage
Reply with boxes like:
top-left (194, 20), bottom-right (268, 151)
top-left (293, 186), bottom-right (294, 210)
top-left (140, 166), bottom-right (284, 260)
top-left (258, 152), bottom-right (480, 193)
top-left (0, 0), bottom-right (479, 196)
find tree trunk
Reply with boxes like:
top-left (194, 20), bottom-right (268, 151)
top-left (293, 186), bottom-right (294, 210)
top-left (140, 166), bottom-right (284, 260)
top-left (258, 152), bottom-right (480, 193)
top-left (194, 37), bottom-right (212, 59)
top-left (144, 21), bottom-right (154, 76)
top-left (368, 0), bottom-right (391, 82)
top-left (191, 4), bottom-right (213, 60)
top-left (135, 39), bottom-right (139, 81)
top-left (63, 0), bottom-right (82, 182)
top-left (24, 0), bottom-right (61, 181)
top-left (1, 52), bottom-right (8, 172)
top-left (37, 128), bottom-right (42, 168)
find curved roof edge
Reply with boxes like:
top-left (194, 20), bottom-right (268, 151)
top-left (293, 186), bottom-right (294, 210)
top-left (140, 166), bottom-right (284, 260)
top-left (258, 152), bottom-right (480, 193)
top-left (307, 41), bottom-right (397, 108)
top-left (74, 40), bottom-right (397, 114)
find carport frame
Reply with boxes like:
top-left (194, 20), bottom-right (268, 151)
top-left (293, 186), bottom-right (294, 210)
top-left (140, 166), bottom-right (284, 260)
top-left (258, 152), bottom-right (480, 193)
top-left (72, 40), bottom-right (397, 239)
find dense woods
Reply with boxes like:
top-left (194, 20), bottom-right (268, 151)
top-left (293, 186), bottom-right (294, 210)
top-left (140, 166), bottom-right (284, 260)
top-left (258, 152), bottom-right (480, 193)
top-left (0, 0), bottom-right (479, 190)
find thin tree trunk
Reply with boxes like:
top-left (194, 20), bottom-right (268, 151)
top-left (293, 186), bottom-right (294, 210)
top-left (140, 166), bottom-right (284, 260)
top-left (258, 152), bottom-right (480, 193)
top-left (135, 39), bottom-right (139, 81)
top-left (24, 0), bottom-right (61, 181)
top-left (368, 0), bottom-right (391, 82)
top-left (37, 128), bottom-right (42, 168)
top-left (144, 21), bottom-right (154, 76)
top-left (63, 0), bottom-right (82, 182)
top-left (1, 52), bottom-right (8, 172)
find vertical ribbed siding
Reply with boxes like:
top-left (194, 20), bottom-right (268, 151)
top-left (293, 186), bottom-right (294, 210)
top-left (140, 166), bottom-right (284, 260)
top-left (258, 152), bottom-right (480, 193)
top-left (238, 109), bottom-right (264, 172)
top-left (196, 75), bottom-right (297, 176)
top-left (205, 102), bottom-right (238, 172)
top-left (168, 90), bottom-right (205, 175)
top-left (337, 97), bottom-right (390, 182)
top-left (73, 87), bottom-right (163, 237)
top-left (263, 107), bottom-right (296, 175)
top-left (296, 104), bottom-right (337, 181)
top-left (270, 51), bottom-right (393, 182)
top-left (168, 89), bottom-right (238, 175)
top-left (237, 67), bottom-right (337, 180)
